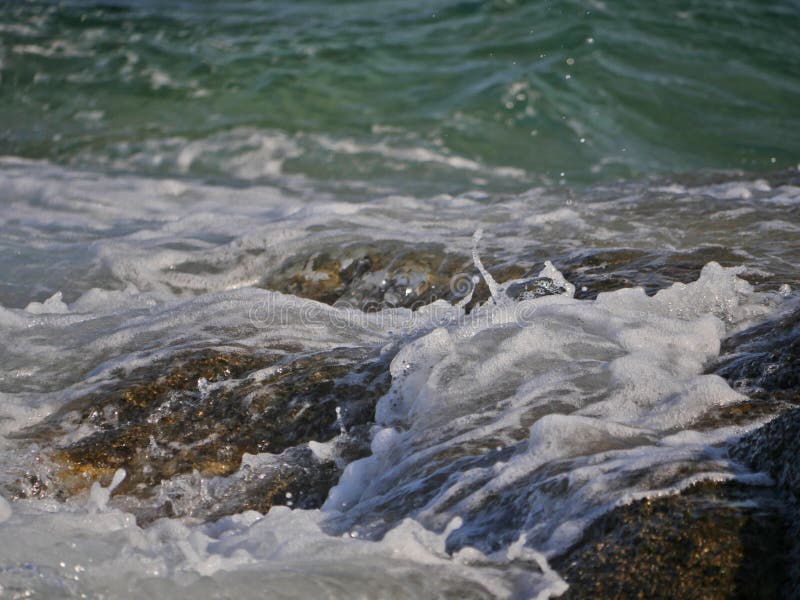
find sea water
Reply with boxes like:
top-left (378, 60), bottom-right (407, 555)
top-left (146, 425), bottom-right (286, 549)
top-left (1, 1), bottom-right (799, 598)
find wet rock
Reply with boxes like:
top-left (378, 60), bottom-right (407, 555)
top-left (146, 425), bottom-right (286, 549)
top-left (691, 399), bottom-right (783, 432)
top-left (11, 348), bottom-right (390, 522)
top-left (704, 306), bottom-right (800, 596)
top-left (260, 240), bottom-right (554, 311)
top-left (561, 246), bottom-right (756, 300)
top-left (121, 445), bottom-right (347, 525)
top-left (731, 409), bottom-right (800, 499)
top-left (730, 409), bottom-right (800, 598)
top-left (502, 276), bottom-right (566, 300)
top-left (261, 241), bottom-right (474, 310)
top-left (560, 248), bottom-right (653, 299)
top-left (552, 481), bottom-right (789, 599)
top-left (261, 240), bottom-right (768, 310)
top-left (712, 305), bottom-right (800, 404)
top-left (696, 305), bottom-right (800, 430)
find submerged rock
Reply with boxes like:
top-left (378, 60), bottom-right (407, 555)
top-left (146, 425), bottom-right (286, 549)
top-left (10, 348), bottom-right (391, 523)
top-left (261, 241), bottom-right (474, 310)
top-left (261, 239), bottom-right (777, 311)
top-left (259, 239), bottom-right (561, 311)
top-left (552, 481), bottom-right (789, 599)
top-left (561, 246), bottom-right (764, 300)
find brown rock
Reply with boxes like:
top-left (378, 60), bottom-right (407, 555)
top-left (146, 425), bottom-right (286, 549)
top-left (10, 347), bottom-right (391, 523)
top-left (552, 481), bottom-right (789, 599)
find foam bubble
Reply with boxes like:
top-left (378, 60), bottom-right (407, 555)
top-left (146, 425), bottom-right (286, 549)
top-left (25, 291), bottom-right (69, 314)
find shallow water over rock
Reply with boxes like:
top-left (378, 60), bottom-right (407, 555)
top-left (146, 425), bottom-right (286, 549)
top-left (0, 158), bottom-right (798, 598)
top-left (7, 347), bottom-right (391, 524)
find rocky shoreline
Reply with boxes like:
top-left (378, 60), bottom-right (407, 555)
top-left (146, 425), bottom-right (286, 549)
top-left (5, 247), bottom-right (798, 597)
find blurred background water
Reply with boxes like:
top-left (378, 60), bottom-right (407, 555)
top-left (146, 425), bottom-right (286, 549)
top-left (2, 0), bottom-right (799, 195)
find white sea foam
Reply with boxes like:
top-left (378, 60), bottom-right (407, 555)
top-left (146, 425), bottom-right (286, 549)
top-left (324, 262), bottom-right (774, 555)
top-left (311, 133), bottom-right (527, 180)
top-left (0, 499), bottom-right (566, 598)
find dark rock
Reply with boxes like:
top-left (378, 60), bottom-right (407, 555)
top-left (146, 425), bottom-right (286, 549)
top-left (559, 248), bottom-right (654, 300)
top-left (712, 305), bottom-right (800, 405)
top-left (690, 303), bottom-right (800, 432)
top-left (731, 409), bottom-right (800, 499)
top-left (561, 246), bottom-right (758, 300)
top-left (730, 409), bottom-right (800, 598)
top-left (122, 445), bottom-right (346, 525)
top-left (552, 481), bottom-right (789, 600)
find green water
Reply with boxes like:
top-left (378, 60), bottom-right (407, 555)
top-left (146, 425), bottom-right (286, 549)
top-left (1, 0), bottom-right (799, 192)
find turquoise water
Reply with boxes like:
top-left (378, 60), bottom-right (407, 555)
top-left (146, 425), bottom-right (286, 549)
top-left (2, 0), bottom-right (799, 193)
